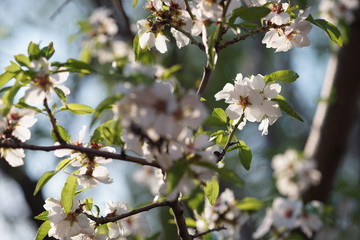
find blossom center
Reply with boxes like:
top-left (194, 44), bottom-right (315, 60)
top-left (237, 96), bottom-right (250, 107)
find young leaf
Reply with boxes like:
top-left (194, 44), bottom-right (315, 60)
top-left (212, 108), bottom-right (227, 123)
top-left (236, 197), bottom-right (264, 211)
top-left (64, 59), bottom-right (95, 74)
top-left (60, 103), bottom-right (95, 115)
top-left (61, 173), bottom-right (78, 214)
top-left (273, 95), bottom-right (304, 122)
top-left (160, 64), bottom-right (182, 80)
top-left (133, 34), bottom-right (141, 61)
top-left (84, 198), bottom-right (93, 212)
top-left (217, 168), bottom-right (244, 186)
top-left (51, 125), bottom-right (71, 142)
top-left (91, 94), bottom-right (123, 126)
top-left (34, 171), bottom-right (56, 196)
top-left (237, 140), bottom-right (252, 170)
top-left (35, 220), bottom-right (51, 240)
top-left (14, 54), bottom-right (31, 68)
top-left (55, 158), bottom-right (73, 172)
top-left (28, 42), bottom-right (41, 60)
top-left (204, 177), bottom-right (219, 205)
top-left (232, 6), bottom-right (270, 21)
top-left (41, 42), bottom-right (55, 59)
top-left (5, 61), bottom-right (22, 73)
top-left (264, 70), bottom-right (299, 83)
top-left (0, 72), bottom-right (15, 88)
top-left (34, 211), bottom-right (48, 221)
top-left (2, 83), bottom-right (21, 115)
top-left (307, 15), bottom-right (343, 46)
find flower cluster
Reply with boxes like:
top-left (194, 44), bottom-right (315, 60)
top-left (258, 1), bottom-right (313, 52)
top-left (272, 149), bottom-right (322, 199)
top-left (319, 0), bottom-right (359, 25)
top-left (253, 197), bottom-right (324, 239)
top-left (43, 198), bottom-right (149, 240)
top-left (55, 126), bottom-right (115, 187)
top-left (215, 73), bottom-right (282, 135)
top-left (114, 82), bottom-right (219, 198)
top-left (0, 103), bottom-right (37, 167)
top-left (194, 188), bottom-right (249, 240)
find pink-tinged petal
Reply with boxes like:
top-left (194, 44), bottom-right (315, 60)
top-left (4, 148), bottom-right (25, 167)
top-left (24, 86), bottom-right (47, 105)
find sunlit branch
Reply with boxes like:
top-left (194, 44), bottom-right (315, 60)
top-left (0, 141), bottom-right (160, 168)
top-left (196, 64), bottom-right (212, 96)
top-left (86, 200), bottom-right (170, 224)
top-left (191, 226), bottom-right (227, 239)
top-left (184, 0), bottom-right (195, 20)
top-left (219, 24), bottom-right (279, 50)
top-left (43, 99), bottom-right (66, 145)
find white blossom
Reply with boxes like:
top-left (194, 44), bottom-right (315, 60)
top-left (24, 57), bottom-right (70, 105)
top-left (319, 0), bottom-right (359, 25)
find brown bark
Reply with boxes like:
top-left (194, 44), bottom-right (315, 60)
top-left (303, 8), bottom-right (360, 202)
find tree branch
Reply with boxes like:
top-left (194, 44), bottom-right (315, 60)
top-left (169, 198), bottom-right (192, 240)
top-left (50, 0), bottom-right (73, 20)
top-left (86, 200), bottom-right (170, 224)
top-left (0, 141), bottom-right (160, 168)
top-left (191, 226), bottom-right (227, 239)
top-left (112, 0), bottom-right (135, 40)
top-left (43, 99), bottom-right (66, 145)
top-left (196, 64), bottom-right (212, 96)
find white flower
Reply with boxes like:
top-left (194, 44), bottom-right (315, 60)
top-left (24, 57), bottom-right (70, 105)
top-left (137, 19), bottom-right (169, 53)
top-left (105, 201), bottom-right (128, 239)
top-left (133, 166), bottom-right (164, 195)
top-left (0, 147), bottom-right (25, 167)
top-left (215, 73), bottom-right (282, 134)
top-left (88, 7), bottom-right (118, 43)
top-left (4, 107), bottom-right (38, 142)
top-left (44, 198), bottom-right (94, 239)
top-left (319, 0), bottom-right (359, 25)
top-left (265, 2), bottom-right (291, 25)
top-left (76, 165), bottom-right (113, 187)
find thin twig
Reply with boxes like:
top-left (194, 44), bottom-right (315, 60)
top-left (191, 226), bottom-right (227, 239)
top-left (169, 198), bottom-right (192, 240)
top-left (217, 116), bottom-right (244, 161)
top-left (86, 200), bottom-right (170, 224)
top-left (0, 140), bottom-right (160, 168)
top-left (184, 0), bottom-right (195, 20)
top-left (43, 99), bottom-right (66, 145)
top-left (50, 0), bottom-right (73, 20)
top-left (112, 0), bottom-right (135, 40)
top-left (196, 64), bottom-right (212, 96)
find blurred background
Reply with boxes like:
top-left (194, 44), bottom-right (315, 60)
top-left (0, 0), bottom-right (359, 239)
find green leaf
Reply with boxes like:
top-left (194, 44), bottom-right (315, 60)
top-left (273, 95), bottom-right (304, 122)
top-left (264, 70), bottom-right (299, 84)
top-left (2, 83), bottom-right (21, 115)
top-left (236, 197), bottom-right (264, 211)
top-left (307, 15), bottom-right (343, 46)
top-left (91, 94), bottom-right (123, 126)
top-left (207, 26), bottom-right (220, 69)
top-left (15, 54), bottom-right (31, 68)
top-left (134, 34), bottom-right (141, 61)
top-left (53, 87), bottom-right (67, 103)
top-left (204, 177), bottom-right (219, 205)
top-left (28, 42), bottom-right (41, 60)
top-left (212, 108), bottom-right (227, 123)
top-left (133, 34), bottom-right (155, 64)
top-left (34, 211), bottom-right (48, 221)
top-left (166, 160), bottom-right (187, 194)
top-left (35, 220), bottom-right (51, 240)
top-left (0, 71), bottom-right (15, 88)
top-left (237, 140), bottom-right (252, 170)
top-left (217, 168), bottom-right (244, 186)
top-left (84, 198), bottom-right (93, 212)
top-left (232, 7), bottom-right (270, 21)
top-left (34, 171), bottom-right (56, 196)
top-left (60, 103), bottom-right (95, 115)
top-left (160, 64), bottom-right (182, 80)
top-left (61, 173), bottom-right (78, 214)
top-left (187, 187), bottom-right (205, 214)
top-left (41, 42), bottom-right (55, 59)
top-left (5, 61), bottom-right (22, 73)
top-left (16, 98), bottom-right (42, 112)
top-left (132, 0), bottom-right (139, 8)
top-left (92, 119), bottom-right (123, 145)
top-left (97, 224), bottom-right (109, 235)
top-left (51, 125), bottom-right (71, 142)
top-left (55, 158), bottom-right (73, 172)
top-left (64, 59), bottom-right (95, 74)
